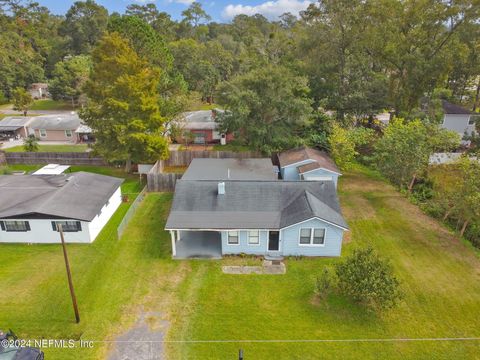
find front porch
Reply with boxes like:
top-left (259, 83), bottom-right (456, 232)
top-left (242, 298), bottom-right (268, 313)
top-left (170, 230), bottom-right (222, 259)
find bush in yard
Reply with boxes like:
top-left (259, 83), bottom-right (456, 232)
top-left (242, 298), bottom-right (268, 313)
top-left (314, 267), bottom-right (332, 299)
top-left (335, 247), bottom-right (401, 311)
top-left (23, 135), bottom-right (39, 152)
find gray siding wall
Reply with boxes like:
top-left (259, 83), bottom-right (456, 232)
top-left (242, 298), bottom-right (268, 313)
top-left (280, 160), bottom-right (314, 180)
top-left (221, 230), bottom-right (268, 255)
top-left (302, 169), bottom-right (339, 188)
top-left (442, 114), bottom-right (475, 136)
top-left (280, 218), bottom-right (344, 257)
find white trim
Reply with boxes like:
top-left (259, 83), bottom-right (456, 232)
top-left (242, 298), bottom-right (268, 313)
top-left (170, 230), bottom-right (176, 257)
top-left (280, 217), bottom-right (348, 232)
top-left (281, 159), bottom-right (342, 176)
top-left (247, 229), bottom-right (261, 246)
top-left (267, 230), bottom-right (281, 252)
top-left (300, 167), bottom-right (342, 176)
top-left (39, 129), bottom-right (47, 138)
top-left (65, 129), bottom-right (73, 138)
top-left (227, 230), bottom-right (240, 246)
top-left (165, 228), bottom-right (270, 232)
top-left (298, 227), bottom-right (327, 247)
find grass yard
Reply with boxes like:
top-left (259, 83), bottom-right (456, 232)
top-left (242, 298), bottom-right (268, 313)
top-left (29, 99), bottom-right (74, 111)
top-left (0, 165), bottom-right (479, 359)
top-left (3, 144), bottom-right (89, 152)
top-left (212, 143), bottom-right (252, 152)
top-left (165, 165), bottom-right (480, 359)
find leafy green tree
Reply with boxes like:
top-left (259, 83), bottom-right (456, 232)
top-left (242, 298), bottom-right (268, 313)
top-left (49, 55), bottom-right (91, 107)
top-left (107, 15), bottom-right (188, 128)
top-left (81, 32), bottom-right (168, 172)
top-left (23, 135), bottom-right (39, 152)
top-left (125, 3), bottom-right (176, 41)
top-left (181, 2), bottom-right (211, 28)
top-left (374, 119), bottom-right (460, 191)
top-left (456, 157), bottom-right (480, 237)
top-left (59, 0), bottom-right (109, 54)
top-left (12, 87), bottom-right (33, 116)
top-left (328, 124), bottom-right (374, 170)
top-left (216, 65), bottom-right (312, 153)
top-left (335, 247), bottom-right (401, 311)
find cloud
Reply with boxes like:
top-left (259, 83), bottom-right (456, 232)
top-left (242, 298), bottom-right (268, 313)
top-left (222, 0), bottom-right (313, 20)
top-left (165, 0), bottom-right (195, 5)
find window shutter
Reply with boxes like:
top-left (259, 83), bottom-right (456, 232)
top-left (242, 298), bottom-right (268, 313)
top-left (51, 221), bottom-right (57, 231)
top-left (0, 221), bottom-right (4, 231)
top-left (76, 221), bottom-right (82, 231)
top-left (25, 222), bottom-right (31, 231)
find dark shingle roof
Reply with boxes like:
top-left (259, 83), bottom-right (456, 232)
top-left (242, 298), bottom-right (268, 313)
top-left (166, 180), bottom-right (348, 230)
top-left (277, 147), bottom-right (341, 174)
top-left (182, 158), bottom-right (277, 181)
top-left (442, 100), bottom-right (473, 115)
top-left (0, 172), bottom-right (123, 221)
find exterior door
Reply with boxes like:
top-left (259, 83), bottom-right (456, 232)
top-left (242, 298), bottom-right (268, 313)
top-left (268, 231), bottom-right (280, 251)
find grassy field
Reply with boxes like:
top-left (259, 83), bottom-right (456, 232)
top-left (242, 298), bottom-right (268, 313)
top-left (29, 99), bottom-right (74, 111)
top-left (165, 165), bottom-right (480, 359)
top-left (4, 144), bottom-right (89, 152)
top-left (212, 143), bottom-right (252, 152)
top-left (0, 166), bottom-right (479, 359)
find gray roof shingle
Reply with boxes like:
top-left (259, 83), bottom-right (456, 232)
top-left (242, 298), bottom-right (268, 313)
top-left (166, 180), bottom-right (348, 230)
top-left (182, 158), bottom-right (278, 181)
top-left (0, 172), bottom-right (123, 221)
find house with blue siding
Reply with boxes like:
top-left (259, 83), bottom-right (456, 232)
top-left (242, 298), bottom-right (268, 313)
top-left (277, 147), bottom-right (342, 187)
top-left (165, 158), bottom-right (347, 259)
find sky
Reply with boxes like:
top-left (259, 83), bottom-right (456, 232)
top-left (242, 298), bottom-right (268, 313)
top-left (36, 0), bottom-right (314, 23)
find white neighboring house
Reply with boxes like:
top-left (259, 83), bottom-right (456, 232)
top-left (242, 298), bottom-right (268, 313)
top-left (0, 172), bottom-right (123, 244)
top-left (441, 100), bottom-right (478, 137)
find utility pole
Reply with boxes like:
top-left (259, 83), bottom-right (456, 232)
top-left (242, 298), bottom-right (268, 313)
top-left (59, 225), bottom-right (80, 323)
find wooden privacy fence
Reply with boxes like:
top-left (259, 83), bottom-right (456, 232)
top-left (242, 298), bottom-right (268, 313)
top-left (164, 150), bottom-right (262, 167)
top-left (147, 150), bottom-right (264, 192)
top-left (147, 161), bottom-right (182, 192)
top-left (5, 152), bottom-right (107, 165)
top-left (0, 151), bottom-right (6, 166)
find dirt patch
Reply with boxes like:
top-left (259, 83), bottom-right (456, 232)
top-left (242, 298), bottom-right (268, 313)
top-left (108, 311), bottom-right (167, 360)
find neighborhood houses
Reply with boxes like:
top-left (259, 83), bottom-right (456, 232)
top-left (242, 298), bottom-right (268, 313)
top-left (166, 155), bottom-right (347, 258)
top-left (0, 172), bottom-right (123, 243)
top-left (1, 1), bottom-right (479, 360)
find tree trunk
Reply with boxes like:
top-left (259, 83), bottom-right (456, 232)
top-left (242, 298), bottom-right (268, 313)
top-left (23, 110), bottom-right (27, 116)
top-left (408, 174), bottom-right (416, 192)
top-left (125, 157), bottom-right (132, 173)
top-left (442, 208), bottom-right (452, 221)
top-left (472, 78), bottom-right (480, 112)
top-left (460, 219), bottom-right (469, 237)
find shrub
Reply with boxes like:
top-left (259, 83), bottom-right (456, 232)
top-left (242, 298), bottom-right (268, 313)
top-left (314, 268), bottom-right (332, 299)
top-left (23, 135), bottom-right (39, 152)
top-left (335, 247), bottom-right (401, 311)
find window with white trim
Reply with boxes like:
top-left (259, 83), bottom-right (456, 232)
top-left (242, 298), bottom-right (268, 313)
top-left (228, 231), bottom-right (239, 245)
top-left (52, 221), bottom-right (82, 232)
top-left (248, 230), bottom-right (259, 245)
top-left (65, 129), bottom-right (73, 138)
top-left (0, 220), bottom-right (30, 232)
top-left (39, 129), bottom-right (47, 137)
top-left (299, 228), bottom-right (325, 245)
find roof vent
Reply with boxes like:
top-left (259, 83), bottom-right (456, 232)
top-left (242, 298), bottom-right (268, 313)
top-left (218, 182), bottom-right (225, 195)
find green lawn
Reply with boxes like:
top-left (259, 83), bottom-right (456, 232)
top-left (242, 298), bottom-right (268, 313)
top-left (4, 144), bottom-right (89, 152)
top-left (0, 166), bottom-right (479, 359)
top-left (212, 143), bottom-right (252, 152)
top-left (29, 99), bottom-right (74, 111)
top-left (166, 165), bottom-right (480, 359)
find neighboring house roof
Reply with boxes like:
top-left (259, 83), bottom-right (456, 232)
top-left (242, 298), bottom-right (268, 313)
top-left (182, 158), bottom-right (278, 181)
top-left (278, 147), bottom-right (341, 174)
top-left (75, 124), bottom-right (93, 134)
top-left (178, 110), bottom-right (223, 130)
top-left (0, 172), bottom-right (123, 221)
top-left (165, 180), bottom-right (348, 230)
top-left (297, 162), bottom-right (321, 174)
top-left (29, 113), bottom-right (81, 130)
top-left (442, 100), bottom-right (473, 115)
top-left (0, 116), bottom-right (34, 131)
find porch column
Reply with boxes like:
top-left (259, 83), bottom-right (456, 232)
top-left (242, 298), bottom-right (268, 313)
top-left (170, 230), bottom-right (176, 257)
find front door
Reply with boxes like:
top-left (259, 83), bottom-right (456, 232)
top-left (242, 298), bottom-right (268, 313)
top-left (268, 231), bottom-right (280, 251)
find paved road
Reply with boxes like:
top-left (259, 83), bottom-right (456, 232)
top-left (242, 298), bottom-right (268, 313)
top-left (1, 109), bottom-right (74, 115)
